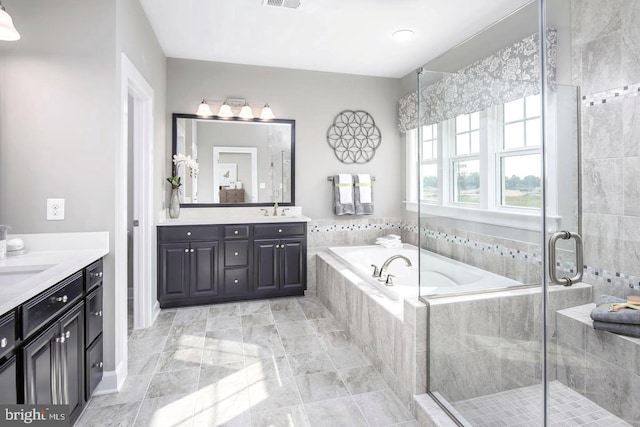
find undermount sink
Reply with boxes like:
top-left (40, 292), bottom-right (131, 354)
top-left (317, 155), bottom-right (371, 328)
top-left (0, 264), bottom-right (55, 287)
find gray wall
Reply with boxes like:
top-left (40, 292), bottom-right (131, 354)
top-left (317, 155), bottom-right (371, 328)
top-left (0, 0), bottom-right (166, 376)
top-left (166, 59), bottom-right (403, 219)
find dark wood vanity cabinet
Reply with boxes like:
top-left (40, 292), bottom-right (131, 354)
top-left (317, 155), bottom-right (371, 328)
top-left (158, 233), bottom-right (221, 306)
top-left (157, 222), bottom-right (306, 307)
top-left (254, 223), bottom-right (306, 295)
top-left (24, 302), bottom-right (85, 420)
top-left (0, 258), bottom-right (104, 426)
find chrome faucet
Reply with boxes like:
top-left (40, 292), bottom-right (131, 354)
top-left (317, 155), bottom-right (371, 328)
top-left (379, 255), bottom-right (412, 277)
top-left (273, 201), bottom-right (279, 216)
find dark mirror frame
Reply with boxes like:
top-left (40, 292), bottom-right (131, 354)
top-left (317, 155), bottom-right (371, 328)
top-left (172, 113), bottom-right (296, 208)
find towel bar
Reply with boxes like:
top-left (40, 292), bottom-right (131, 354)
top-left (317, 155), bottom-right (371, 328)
top-left (327, 176), bottom-right (376, 182)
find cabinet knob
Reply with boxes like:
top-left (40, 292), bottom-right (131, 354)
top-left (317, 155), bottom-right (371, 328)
top-left (92, 311), bottom-right (103, 317)
top-left (0, 338), bottom-right (7, 348)
top-left (278, 229), bottom-right (282, 233)
top-left (91, 271), bottom-right (103, 278)
top-left (56, 295), bottom-right (68, 303)
top-left (234, 251), bottom-right (239, 256)
top-left (187, 231), bottom-right (192, 236)
top-left (190, 249), bottom-right (195, 253)
top-left (185, 249), bottom-right (189, 253)
top-left (65, 331), bottom-right (71, 339)
top-left (234, 230), bottom-right (239, 235)
top-left (56, 334), bottom-right (65, 344)
top-left (93, 362), bottom-right (103, 368)
top-left (234, 279), bottom-right (239, 284)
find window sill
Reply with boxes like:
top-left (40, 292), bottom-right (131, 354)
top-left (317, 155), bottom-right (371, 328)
top-left (404, 201), bottom-right (560, 232)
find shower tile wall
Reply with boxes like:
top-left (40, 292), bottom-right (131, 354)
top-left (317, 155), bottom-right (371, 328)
top-left (306, 217), bottom-right (402, 293)
top-left (572, 0), bottom-right (640, 299)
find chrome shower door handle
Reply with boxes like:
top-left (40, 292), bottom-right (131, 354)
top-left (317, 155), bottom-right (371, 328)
top-left (548, 231), bottom-right (583, 286)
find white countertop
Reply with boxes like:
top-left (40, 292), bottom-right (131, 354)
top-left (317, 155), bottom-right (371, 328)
top-left (157, 206), bottom-right (311, 226)
top-left (0, 232), bottom-right (109, 316)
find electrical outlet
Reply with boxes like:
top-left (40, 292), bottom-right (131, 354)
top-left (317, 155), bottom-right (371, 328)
top-left (47, 198), bottom-right (65, 220)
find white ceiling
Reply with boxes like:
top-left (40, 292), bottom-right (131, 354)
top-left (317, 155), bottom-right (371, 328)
top-left (139, 0), bottom-right (532, 78)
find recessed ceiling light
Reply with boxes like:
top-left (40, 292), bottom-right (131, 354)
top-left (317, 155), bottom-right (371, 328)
top-left (392, 29), bottom-right (415, 42)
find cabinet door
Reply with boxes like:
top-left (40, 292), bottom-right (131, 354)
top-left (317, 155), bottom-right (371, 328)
top-left (0, 356), bottom-right (18, 404)
top-left (280, 238), bottom-right (306, 291)
top-left (23, 322), bottom-right (58, 404)
top-left (59, 303), bottom-right (85, 422)
top-left (189, 241), bottom-right (220, 298)
top-left (158, 243), bottom-right (190, 302)
top-left (253, 239), bottom-right (279, 294)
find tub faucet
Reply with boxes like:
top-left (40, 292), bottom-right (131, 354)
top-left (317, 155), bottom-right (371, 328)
top-left (379, 255), bottom-right (412, 277)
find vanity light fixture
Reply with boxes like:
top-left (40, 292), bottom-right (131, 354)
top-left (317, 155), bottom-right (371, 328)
top-left (238, 102), bottom-right (254, 120)
top-left (260, 104), bottom-right (275, 120)
top-left (391, 29), bottom-right (414, 42)
top-left (195, 98), bottom-right (275, 119)
top-left (0, 1), bottom-right (20, 41)
top-left (195, 99), bottom-right (214, 117)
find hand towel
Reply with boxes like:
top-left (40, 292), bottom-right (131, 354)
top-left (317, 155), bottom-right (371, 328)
top-left (333, 174), bottom-right (355, 216)
top-left (354, 174), bottom-right (374, 215)
top-left (592, 320), bottom-right (640, 338)
top-left (590, 295), bottom-right (640, 325)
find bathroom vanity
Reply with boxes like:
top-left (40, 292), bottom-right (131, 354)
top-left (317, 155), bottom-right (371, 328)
top-left (0, 233), bottom-right (108, 425)
top-left (157, 218), bottom-right (307, 308)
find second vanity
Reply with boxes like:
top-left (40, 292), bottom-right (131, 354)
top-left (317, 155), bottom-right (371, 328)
top-left (157, 208), bottom-right (310, 308)
top-left (0, 232), bottom-right (109, 424)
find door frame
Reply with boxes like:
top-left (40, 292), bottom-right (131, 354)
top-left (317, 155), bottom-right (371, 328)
top-left (113, 53), bottom-right (156, 390)
top-left (212, 146), bottom-right (258, 203)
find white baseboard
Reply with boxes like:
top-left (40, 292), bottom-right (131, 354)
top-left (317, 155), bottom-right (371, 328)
top-left (152, 300), bottom-right (161, 323)
top-left (91, 359), bottom-right (127, 396)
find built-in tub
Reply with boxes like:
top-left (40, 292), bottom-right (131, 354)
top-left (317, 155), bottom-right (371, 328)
top-left (328, 244), bottom-right (522, 301)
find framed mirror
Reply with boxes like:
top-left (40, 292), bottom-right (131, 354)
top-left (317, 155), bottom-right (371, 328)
top-left (172, 113), bottom-right (295, 207)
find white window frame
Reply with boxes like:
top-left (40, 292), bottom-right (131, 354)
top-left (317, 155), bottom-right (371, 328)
top-left (405, 97), bottom-right (560, 232)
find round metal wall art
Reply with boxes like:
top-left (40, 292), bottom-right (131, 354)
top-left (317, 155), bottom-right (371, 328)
top-left (326, 110), bottom-right (382, 164)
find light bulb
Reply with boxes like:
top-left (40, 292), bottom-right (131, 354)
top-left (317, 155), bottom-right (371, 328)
top-left (239, 103), bottom-right (254, 119)
top-left (217, 102), bottom-right (234, 118)
top-left (0, 4), bottom-right (20, 41)
top-left (260, 104), bottom-right (275, 120)
top-left (195, 99), bottom-right (213, 116)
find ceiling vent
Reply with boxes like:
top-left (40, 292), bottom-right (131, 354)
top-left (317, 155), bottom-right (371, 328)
top-left (262, 0), bottom-right (301, 9)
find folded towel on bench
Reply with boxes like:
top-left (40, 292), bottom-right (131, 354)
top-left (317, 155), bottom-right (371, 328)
top-left (592, 320), bottom-right (640, 338)
top-left (591, 295), bottom-right (640, 325)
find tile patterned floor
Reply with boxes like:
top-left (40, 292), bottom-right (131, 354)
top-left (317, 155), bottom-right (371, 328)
top-left (77, 296), bottom-right (418, 427)
top-left (453, 380), bottom-right (631, 426)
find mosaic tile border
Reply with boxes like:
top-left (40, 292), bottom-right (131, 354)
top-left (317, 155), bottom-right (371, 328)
top-left (308, 222), bottom-right (402, 233)
top-left (581, 82), bottom-right (640, 107)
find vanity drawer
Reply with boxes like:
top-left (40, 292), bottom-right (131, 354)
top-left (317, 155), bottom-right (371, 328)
top-left (85, 333), bottom-right (103, 400)
top-left (254, 223), bottom-right (306, 238)
top-left (85, 285), bottom-right (103, 347)
top-left (224, 225), bottom-right (250, 239)
top-left (223, 268), bottom-right (249, 296)
top-left (158, 226), bottom-right (220, 242)
top-left (22, 272), bottom-right (84, 339)
top-left (85, 259), bottom-right (103, 291)
top-left (224, 242), bottom-right (249, 267)
top-left (0, 312), bottom-right (16, 360)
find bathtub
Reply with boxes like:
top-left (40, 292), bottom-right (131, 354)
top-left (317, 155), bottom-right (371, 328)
top-left (328, 244), bottom-right (522, 301)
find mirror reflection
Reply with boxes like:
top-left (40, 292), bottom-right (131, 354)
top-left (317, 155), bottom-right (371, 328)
top-left (172, 114), bottom-right (295, 206)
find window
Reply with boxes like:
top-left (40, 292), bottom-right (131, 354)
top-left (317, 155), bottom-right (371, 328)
top-left (451, 112), bottom-right (480, 204)
top-left (406, 95), bottom-right (544, 223)
top-left (499, 95), bottom-right (541, 208)
top-left (420, 124), bottom-right (438, 203)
